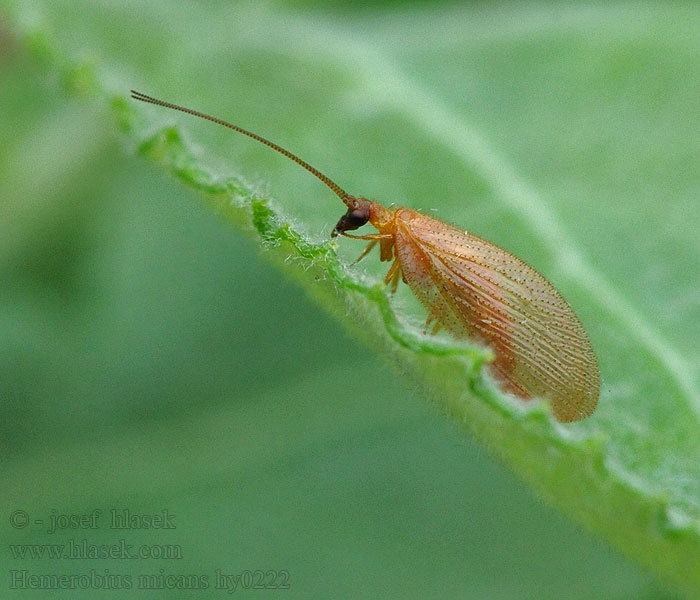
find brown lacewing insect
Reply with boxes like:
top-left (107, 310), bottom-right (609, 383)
top-left (131, 90), bottom-right (600, 422)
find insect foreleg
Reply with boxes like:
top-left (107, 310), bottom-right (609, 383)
top-left (352, 239), bottom-right (378, 265)
top-left (341, 232), bottom-right (393, 240)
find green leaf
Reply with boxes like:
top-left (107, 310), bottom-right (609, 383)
top-left (2, 1), bottom-right (699, 597)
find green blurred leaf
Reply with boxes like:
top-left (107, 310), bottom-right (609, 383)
top-left (2, 1), bottom-right (699, 598)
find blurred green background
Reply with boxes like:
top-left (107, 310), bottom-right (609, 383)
top-left (1, 1), bottom-right (697, 598)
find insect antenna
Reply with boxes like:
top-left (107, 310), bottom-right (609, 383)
top-left (130, 90), bottom-right (356, 208)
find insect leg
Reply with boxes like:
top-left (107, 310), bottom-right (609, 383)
top-left (352, 239), bottom-right (378, 265)
top-left (341, 232), bottom-right (393, 240)
top-left (423, 313), bottom-right (442, 336)
top-left (390, 264), bottom-right (401, 294)
top-left (384, 259), bottom-right (402, 294)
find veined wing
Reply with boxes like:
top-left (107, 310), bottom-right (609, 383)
top-left (396, 211), bottom-right (599, 422)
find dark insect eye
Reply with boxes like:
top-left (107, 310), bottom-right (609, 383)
top-left (347, 209), bottom-right (367, 225)
top-left (332, 206), bottom-right (370, 236)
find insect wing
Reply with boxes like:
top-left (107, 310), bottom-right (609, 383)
top-left (395, 212), bottom-right (599, 422)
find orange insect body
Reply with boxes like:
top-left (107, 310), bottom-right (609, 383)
top-left (131, 91), bottom-right (600, 422)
